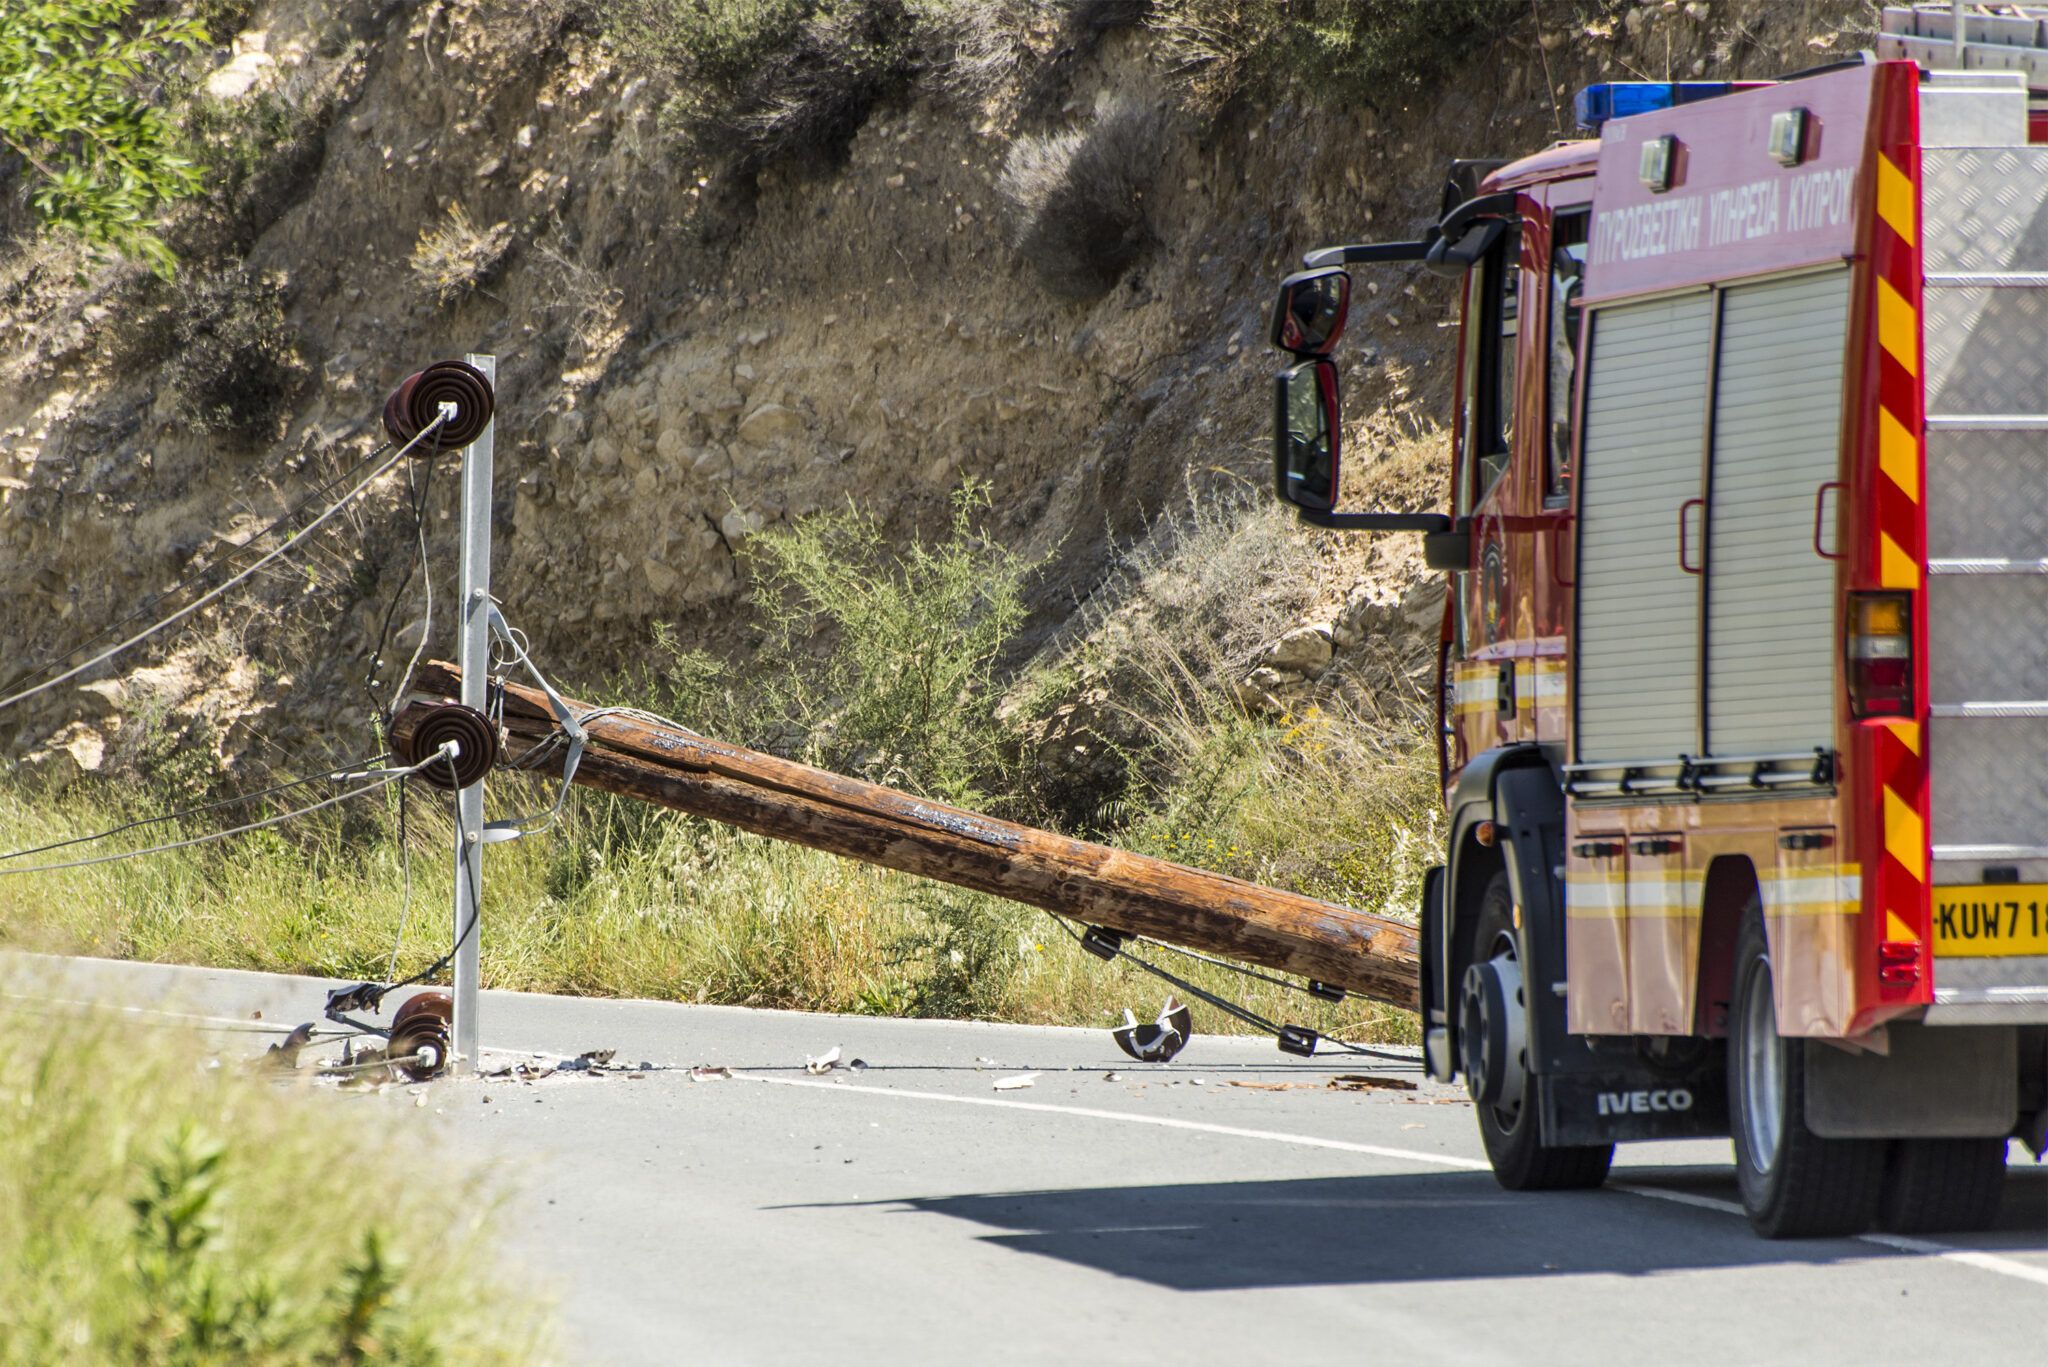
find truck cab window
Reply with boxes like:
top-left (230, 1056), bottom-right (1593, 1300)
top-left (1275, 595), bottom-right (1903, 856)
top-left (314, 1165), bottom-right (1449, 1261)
top-left (1547, 211), bottom-right (1589, 507)
top-left (1458, 229), bottom-right (1520, 513)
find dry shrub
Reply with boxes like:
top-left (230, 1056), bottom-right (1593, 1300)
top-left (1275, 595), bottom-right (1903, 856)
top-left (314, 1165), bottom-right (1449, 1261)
top-left (163, 266), bottom-right (308, 445)
top-left (1150, 0), bottom-right (1521, 114)
top-left (999, 99), bottom-right (1166, 301)
top-left (611, 0), bottom-right (927, 179)
top-left (409, 203), bottom-right (516, 306)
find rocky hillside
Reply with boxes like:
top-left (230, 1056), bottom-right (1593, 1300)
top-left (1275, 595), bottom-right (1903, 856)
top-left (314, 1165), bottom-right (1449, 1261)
top-left (0, 0), bottom-right (1872, 786)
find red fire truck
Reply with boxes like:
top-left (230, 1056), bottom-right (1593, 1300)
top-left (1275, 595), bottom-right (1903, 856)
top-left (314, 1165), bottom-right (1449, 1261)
top-left (1270, 32), bottom-right (2048, 1236)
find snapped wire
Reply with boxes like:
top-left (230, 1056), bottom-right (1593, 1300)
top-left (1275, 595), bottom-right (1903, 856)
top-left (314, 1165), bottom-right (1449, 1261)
top-left (1046, 912), bottom-right (1413, 1064)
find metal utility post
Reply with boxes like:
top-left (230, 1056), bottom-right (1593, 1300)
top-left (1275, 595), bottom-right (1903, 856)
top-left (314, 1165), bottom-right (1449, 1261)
top-left (451, 352), bottom-right (495, 1074)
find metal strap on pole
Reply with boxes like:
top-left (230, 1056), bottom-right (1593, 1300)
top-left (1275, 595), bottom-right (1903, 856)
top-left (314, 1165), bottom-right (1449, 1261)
top-left (452, 353), bottom-right (495, 1074)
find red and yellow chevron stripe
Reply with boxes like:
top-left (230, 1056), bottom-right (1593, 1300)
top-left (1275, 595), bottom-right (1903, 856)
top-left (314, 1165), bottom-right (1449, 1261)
top-left (1860, 71), bottom-right (1931, 1021)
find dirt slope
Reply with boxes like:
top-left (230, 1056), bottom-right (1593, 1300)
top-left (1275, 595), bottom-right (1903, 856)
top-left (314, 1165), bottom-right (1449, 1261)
top-left (0, 0), bottom-right (1869, 781)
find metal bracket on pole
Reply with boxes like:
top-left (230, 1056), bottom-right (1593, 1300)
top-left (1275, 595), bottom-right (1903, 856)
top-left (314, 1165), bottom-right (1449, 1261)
top-left (451, 352), bottom-right (495, 1075)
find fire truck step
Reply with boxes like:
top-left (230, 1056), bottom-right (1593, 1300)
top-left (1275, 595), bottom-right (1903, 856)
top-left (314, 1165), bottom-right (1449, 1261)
top-left (1928, 558), bottom-right (2048, 574)
top-left (1928, 701), bottom-right (2048, 717)
top-left (1924, 415), bottom-right (2048, 430)
top-left (1932, 844), bottom-right (2048, 862)
top-left (1924, 271), bottom-right (2048, 287)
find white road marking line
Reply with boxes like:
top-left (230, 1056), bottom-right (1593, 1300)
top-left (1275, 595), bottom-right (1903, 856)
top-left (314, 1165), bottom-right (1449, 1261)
top-left (730, 1072), bottom-right (1494, 1170)
top-left (1619, 1183), bottom-right (2048, 1291)
top-left (1609, 1182), bottom-right (1745, 1216)
top-left (1858, 1232), bottom-right (2048, 1288)
top-left (735, 1075), bottom-right (2048, 1289)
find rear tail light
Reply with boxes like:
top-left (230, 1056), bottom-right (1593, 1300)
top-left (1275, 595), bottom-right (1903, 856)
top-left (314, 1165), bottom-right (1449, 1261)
top-left (1878, 939), bottom-right (1921, 986)
top-left (1847, 592), bottom-right (1914, 719)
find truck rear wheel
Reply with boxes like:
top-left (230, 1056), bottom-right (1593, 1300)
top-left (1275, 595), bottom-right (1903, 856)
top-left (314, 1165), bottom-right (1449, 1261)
top-left (1877, 1138), bottom-right (2007, 1235)
top-left (1461, 872), bottom-right (1613, 1190)
top-left (1728, 901), bottom-right (1886, 1237)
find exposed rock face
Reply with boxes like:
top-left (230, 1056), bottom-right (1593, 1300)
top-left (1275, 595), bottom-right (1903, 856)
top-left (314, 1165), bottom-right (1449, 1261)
top-left (0, 0), bottom-right (1862, 773)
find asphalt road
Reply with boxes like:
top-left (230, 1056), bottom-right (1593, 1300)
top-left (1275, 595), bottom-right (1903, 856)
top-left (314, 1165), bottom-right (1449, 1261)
top-left (12, 953), bottom-right (2048, 1366)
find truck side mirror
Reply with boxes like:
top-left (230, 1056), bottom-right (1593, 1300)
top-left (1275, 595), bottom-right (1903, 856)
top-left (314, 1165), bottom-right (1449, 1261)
top-left (1273, 358), bottom-right (1455, 535)
top-left (1275, 359), bottom-right (1341, 509)
top-left (1269, 268), bottom-right (1350, 356)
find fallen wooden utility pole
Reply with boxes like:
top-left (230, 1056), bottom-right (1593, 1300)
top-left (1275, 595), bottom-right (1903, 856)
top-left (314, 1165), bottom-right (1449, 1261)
top-left (394, 661), bottom-right (1420, 1011)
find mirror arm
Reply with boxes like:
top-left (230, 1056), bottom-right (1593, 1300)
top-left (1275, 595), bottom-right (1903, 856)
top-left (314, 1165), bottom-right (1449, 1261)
top-left (1295, 508), bottom-right (1453, 533)
top-left (1299, 238), bottom-right (1433, 270)
top-left (1425, 218), bottom-right (1507, 278)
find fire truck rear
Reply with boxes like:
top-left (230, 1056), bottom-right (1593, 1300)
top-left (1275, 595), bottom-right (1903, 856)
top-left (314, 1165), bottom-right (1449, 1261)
top-left (1268, 13), bottom-right (2048, 1237)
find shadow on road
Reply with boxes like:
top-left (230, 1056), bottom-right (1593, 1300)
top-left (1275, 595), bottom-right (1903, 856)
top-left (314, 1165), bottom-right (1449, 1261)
top-left (818, 1165), bottom-right (2048, 1289)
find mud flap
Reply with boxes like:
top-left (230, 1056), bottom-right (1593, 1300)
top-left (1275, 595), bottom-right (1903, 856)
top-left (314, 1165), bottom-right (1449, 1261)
top-left (1538, 1059), bottom-right (1731, 1146)
top-left (1421, 864), bottom-right (1451, 1081)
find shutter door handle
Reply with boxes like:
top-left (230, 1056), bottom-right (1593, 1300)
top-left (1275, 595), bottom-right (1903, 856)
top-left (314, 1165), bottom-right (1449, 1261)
top-left (1550, 512), bottom-right (1576, 588)
top-left (1678, 497), bottom-right (1704, 575)
top-left (1814, 481), bottom-right (1846, 560)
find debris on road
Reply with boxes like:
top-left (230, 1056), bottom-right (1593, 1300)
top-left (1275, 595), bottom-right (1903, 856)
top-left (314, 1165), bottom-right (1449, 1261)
top-left (1328, 1075), bottom-right (1418, 1092)
top-left (480, 1060), bottom-right (558, 1080)
top-left (848, 1058), bottom-right (869, 1072)
top-left (560, 1050), bottom-right (618, 1072)
top-left (691, 1066), bottom-right (733, 1080)
top-left (263, 1022), bottom-right (316, 1070)
top-left (1112, 997), bottom-right (1192, 1063)
top-left (806, 1045), bottom-right (843, 1074)
top-left (992, 1072), bottom-right (1040, 1091)
top-left (1227, 1080), bottom-right (1317, 1091)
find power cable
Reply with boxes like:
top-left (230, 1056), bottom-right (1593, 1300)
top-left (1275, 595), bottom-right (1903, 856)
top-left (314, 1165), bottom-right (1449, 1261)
top-left (0, 416), bottom-right (449, 716)
top-left (0, 748), bottom-right (449, 876)
top-left (0, 752), bottom-right (392, 864)
top-left (365, 434), bottom-right (442, 724)
top-left (2, 439), bottom-right (397, 700)
top-left (1044, 912), bottom-right (1415, 1065)
top-left (335, 750), bottom-right (480, 1020)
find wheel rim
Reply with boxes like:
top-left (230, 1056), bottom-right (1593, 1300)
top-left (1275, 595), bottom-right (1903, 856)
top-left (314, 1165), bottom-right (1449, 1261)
top-left (1481, 928), bottom-right (1526, 1128)
top-left (1737, 951), bottom-right (1784, 1173)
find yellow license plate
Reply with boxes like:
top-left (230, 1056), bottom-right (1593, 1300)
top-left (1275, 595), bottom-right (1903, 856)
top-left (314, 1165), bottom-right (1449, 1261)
top-left (1933, 885), bottom-right (2048, 957)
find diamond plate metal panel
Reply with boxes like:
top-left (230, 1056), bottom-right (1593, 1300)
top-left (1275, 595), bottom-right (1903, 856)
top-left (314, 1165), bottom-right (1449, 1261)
top-left (1922, 149), bottom-right (2048, 272)
top-left (1929, 716), bottom-right (2048, 848)
top-left (1925, 286), bottom-right (2048, 412)
top-left (1926, 430), bottom-right (2048, 558)
top-left (1929, 576), bottom-right (2048, 702)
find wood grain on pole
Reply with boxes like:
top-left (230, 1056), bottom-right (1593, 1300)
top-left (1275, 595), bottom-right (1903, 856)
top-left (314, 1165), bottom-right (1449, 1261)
top-left (395, 662), bottom-right (1420, 1010)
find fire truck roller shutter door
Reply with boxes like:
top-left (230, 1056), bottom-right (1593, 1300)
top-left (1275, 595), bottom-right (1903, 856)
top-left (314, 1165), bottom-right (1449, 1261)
top-left (1706, 268), bottom-right (1851, 756)
top-left (1574, 292), bottom-right (1714, 762)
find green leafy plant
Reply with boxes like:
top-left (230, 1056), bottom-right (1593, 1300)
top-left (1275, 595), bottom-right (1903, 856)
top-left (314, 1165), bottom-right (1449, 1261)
top-left (0, 0), bottom-right (206, 274)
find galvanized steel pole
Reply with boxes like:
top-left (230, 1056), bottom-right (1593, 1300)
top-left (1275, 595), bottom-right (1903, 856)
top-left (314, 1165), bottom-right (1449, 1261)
top-left (451, 352), bottom-right (495, 1074)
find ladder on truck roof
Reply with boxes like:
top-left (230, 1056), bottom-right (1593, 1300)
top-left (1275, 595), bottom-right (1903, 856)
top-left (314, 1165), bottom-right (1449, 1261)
top-left (1882, 5), bottom-right (2048, 107)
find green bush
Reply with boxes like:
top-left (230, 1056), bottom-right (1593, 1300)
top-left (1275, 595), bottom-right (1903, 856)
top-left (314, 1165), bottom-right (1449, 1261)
top-left (0, 1000), bottom-right (551, 1366)
top-left (658, 480), bottom-right (1041, 809)
top-left (0, 0), bottom-right (205, 273)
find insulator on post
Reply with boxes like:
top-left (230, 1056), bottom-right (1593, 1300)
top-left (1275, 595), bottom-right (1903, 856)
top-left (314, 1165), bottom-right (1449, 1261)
top-left (388, 991), bottom-right (453, 1081)
top-left (382, 359), bottom-right (494, 451)
top-left (397, 702), bottom-right (500, 790)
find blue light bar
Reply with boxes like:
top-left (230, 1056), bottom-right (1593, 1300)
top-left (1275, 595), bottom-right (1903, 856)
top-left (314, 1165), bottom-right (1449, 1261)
top-left (1573, 81), bottom-right (1742, 131)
